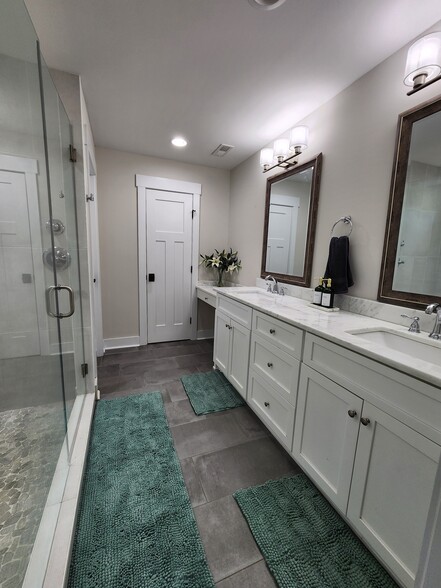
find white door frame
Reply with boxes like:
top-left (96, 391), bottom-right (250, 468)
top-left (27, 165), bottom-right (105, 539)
top-left (0, 153), bottom-right (50, 356)
top-left (136, 175), bottom-right (201, 346)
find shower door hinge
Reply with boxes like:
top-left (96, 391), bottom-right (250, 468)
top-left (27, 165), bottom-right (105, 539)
top-left (81, 363), bottom-right (89, 378)
top-left (190, 265), bottom-right (193, 274)
top-left (69, 144), bottom-right (77, 163)
top-left (191, 209), bottom-right (196, 219)
top-left (190, 317), bottom-right (192, 325)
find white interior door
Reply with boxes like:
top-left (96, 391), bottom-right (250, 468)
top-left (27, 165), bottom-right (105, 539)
top-left (0, 169), bottom-right (40, 358)
top-left (146, 188), bottom-right (193, 343)
top-left (266, 203), bottom-right (297, 274)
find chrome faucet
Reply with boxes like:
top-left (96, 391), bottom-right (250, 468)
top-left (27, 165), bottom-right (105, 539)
top-left (401, 314), bottom-right (420, 333)
top-left (425, 303), bottom-right (441, 339)
top-left (264, 275), bottom-right (279, 294)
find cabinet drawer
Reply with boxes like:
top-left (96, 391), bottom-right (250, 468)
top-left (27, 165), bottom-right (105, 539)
top-left (217, 295), bottom-right (252, 329)
top-left (250, 334), bottom-right (300, 405)
top-left (248, 370), bottom-right (295, 450)
top-left (253, 310), bottom-right (303, 359)
top-left (197, 288), bottom-right (216, 308)
top-left (304, 333), bottom-right (441, 444)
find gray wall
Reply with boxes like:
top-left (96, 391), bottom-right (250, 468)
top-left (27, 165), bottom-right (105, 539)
top-left (97, 20), bottom-right (441, 341)
top-left (96, 147), bottom-right (230, 340)
top-left (229, 21), bottom-right (441, 298)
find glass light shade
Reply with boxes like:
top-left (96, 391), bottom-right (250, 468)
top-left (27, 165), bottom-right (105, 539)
top-left (289, 126), bottom-right (309, 151)
top-left (248, 0), bottom-right (286, 10)
top-left (404, 32), bottom-right (441, 87)
top-left (273, 138), bottom-right (290, 159)
top-left (260, 148), bottom-right (274, 168)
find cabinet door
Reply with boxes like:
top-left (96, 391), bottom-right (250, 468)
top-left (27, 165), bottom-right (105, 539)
top-left (292, 365), bottom-right (363, 513)
top-left (213, 310), bottom-right (230, 375)
top-left (228, 319), bottom-right (251, 399)
top-left (347, 402), bottom-right (441, 588)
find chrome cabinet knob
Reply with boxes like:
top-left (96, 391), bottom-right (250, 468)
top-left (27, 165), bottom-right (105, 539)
top-left (264, 401), bottom-right (270, 408)
top-left (361, 417), bottom-right (371, 426)
top-left (348, 409), bottom-right (357, 418)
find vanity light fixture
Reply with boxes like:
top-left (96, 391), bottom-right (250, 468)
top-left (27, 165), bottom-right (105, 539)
top-left (404, 32), bottom-right (441, 95)
top-left (248, 0), bottom-right (286, 10)
top-left (260, 125), bottom-right (309, 173)
top-left (171, 136), bottom-right (188, 147)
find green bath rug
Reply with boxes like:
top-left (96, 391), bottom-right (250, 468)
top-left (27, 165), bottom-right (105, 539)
top-left (68, 392), bottom-right (214, 588)
top-left (181, 370), bottom-right (245, 415)
top-left (234, 474), bottom-right (398, 588)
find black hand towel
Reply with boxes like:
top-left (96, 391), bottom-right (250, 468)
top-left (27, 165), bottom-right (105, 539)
top-left (324, 236), bottom-right (354, 294)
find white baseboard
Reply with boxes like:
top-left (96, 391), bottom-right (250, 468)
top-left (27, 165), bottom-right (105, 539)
top-left (197, 329), bottom-right (214, 340)
top-left (103, 336), bottom-right (140, 350)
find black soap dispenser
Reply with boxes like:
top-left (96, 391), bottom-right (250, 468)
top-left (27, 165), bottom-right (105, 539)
top-left (313, 277), bottom-right (324, 305)
top-left (321, 278), bottom-right (334, 309)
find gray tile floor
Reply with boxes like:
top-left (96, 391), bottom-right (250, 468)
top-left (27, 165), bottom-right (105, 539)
top-left (98, 339), bottom-right (302, 587)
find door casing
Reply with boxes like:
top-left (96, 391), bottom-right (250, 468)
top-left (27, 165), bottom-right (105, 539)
top-left (136, 174), bottom-right (201, 346)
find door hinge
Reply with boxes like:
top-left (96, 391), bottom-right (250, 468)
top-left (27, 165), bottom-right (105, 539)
top-left (69, 144), bottom-right (77, 163)
top-left (81, 363), bottom-right (89, 378)
top-left (190, 265), bottom-right (193, 274)
top-left (190, 317), bottom-right (192, 325)
top-left (191, 209), bottom-right (196, 219)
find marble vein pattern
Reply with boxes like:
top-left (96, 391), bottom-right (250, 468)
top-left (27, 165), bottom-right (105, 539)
top-left (0, 403), bottom-right (65, 588)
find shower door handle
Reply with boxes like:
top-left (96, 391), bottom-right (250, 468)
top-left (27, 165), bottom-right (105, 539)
top-left (46, 285), bottom-right (75, 319)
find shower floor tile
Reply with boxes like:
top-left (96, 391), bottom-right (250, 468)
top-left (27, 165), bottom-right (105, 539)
top-left (0, 403), bottom-right (65, 588)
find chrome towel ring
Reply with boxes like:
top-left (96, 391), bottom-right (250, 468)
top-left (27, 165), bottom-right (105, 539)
top-left (331, 215), bottom-right (353, 237)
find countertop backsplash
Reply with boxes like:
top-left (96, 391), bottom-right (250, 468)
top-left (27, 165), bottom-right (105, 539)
top-left (255, 277), bottom-right (435, 334)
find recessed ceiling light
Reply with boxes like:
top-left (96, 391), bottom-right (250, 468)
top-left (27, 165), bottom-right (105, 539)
top-left (248, 0), bottom-right (286, 10)
top-left (171, 136), bottom-right (187, 147)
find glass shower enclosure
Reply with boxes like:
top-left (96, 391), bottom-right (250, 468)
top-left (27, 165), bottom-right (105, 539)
top-left (0, 0), bottom-right (88, 585)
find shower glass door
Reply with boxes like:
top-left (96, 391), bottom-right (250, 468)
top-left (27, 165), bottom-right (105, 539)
top-left (0, 1), bottom-right (68, 585)
top-left (0, 0), bottom-right (88, 585)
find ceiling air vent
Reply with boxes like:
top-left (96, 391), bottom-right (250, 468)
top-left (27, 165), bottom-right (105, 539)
top-left (211, 144), bottom-right (234, 157)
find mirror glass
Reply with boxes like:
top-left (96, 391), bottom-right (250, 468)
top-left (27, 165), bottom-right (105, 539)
top-left (379, 97), bottom-right (441, 308)
top-left (261, 154), bottom-right (322, 287)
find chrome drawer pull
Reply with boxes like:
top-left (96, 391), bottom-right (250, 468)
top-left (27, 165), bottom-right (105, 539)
top-left (269, 329), bottom-right (276, 334)
top-left (360, 417), bottom-right (371, 426)
top-left (267, 362), bottom-right (273, 368)
top-left (348, 409), bottom-right (357, 418)
top-left (264, 401), bottom-right (270, 408)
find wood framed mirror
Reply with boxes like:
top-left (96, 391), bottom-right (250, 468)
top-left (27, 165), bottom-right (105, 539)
top-left (378, 95), bottom-right (441, 309)
top-left (260, 153), bottom-right (322, 287)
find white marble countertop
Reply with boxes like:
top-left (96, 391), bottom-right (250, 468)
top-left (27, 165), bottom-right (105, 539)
top-left (213, 286), bottom-right (441, 389)
top-left (196, 283), bottom-right (218, 297)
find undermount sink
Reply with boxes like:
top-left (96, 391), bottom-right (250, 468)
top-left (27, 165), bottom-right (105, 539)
top-left (232, 290), bottom-right (277, 304)
top-left (347, 329), bottom-right (441, 364)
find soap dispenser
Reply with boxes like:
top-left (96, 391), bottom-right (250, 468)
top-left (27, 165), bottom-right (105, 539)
top-left (313, 278), bottom-right (324, 305)
top-left (321, 278), bottom-right (334, 308)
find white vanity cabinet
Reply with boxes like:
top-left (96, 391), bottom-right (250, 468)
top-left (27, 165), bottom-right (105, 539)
top-left (293, 333), bottom-right (441, 588)
top-left (213, 296), bottom-right (252, 398)
top-left (247, 311), bottom-right (303, 449)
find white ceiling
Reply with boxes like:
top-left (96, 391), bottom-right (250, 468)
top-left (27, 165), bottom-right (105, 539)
top-left (24, 0), bottom-right (441, 170)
